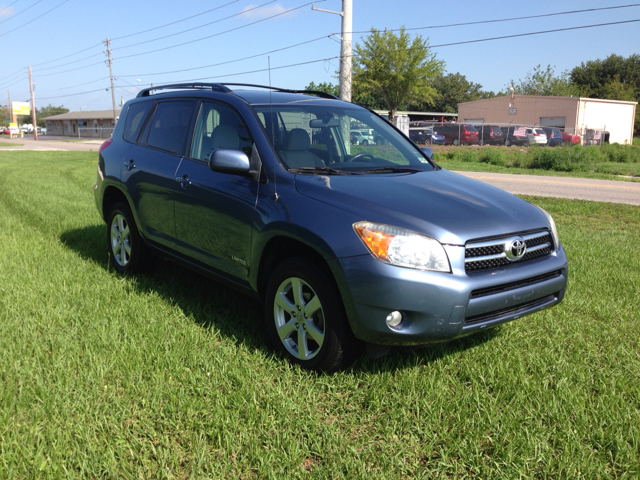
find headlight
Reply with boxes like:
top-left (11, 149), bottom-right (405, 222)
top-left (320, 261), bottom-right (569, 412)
top-left (354, 222), bottom-right (451, 272)
top-left (536, 206), bottom-right (560, 250)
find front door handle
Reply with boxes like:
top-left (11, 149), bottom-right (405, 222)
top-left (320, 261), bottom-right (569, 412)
top-left (124, 159), bottom-right (136, 171)
top-left (175, 175), bottom-right (191, 188)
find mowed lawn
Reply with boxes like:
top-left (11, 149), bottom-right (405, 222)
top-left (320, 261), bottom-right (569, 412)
top-left (0, 151), bottom-right (638, 479)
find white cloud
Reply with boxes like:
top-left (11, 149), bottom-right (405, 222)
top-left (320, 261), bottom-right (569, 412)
top-left (0, 7), bottom-right (15, 17)
top-left (240, 3), bottom-right (293, 20)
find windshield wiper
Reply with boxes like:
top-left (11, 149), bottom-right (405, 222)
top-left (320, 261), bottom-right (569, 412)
top-left (290, 166), bottom-right (354, 175)
top-left (357, 166), bottom-right (423, 174)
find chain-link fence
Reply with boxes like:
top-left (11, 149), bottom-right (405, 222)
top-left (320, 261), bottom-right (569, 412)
top-left (408, 121), bottom-right (609, 147)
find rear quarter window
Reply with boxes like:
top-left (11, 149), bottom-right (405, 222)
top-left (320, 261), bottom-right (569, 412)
top-left (123, 101), bottom-right (153, 143)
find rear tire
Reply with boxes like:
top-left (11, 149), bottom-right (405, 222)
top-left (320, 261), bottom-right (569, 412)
top-left (107, 202), bottom-right (149, 274)
top-left (453, 138), bottom-right (460, 146)
top-left (265, 258), bottom-right (359, 372)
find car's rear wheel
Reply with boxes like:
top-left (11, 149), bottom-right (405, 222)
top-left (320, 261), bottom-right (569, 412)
top-left (453, 138), bottom-right (460, 146)
top-left (107, 202), bottom-right (149, 273)
top-left (523, 141), bottom-right (530, 147)
top-left (265, 258), bottom-right (358, 372)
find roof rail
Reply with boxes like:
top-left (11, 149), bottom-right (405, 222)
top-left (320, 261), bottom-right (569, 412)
top-left (134, 82), bottom-right (340, 101)
top-left (219, 83), bottom-right (339, 100)
top-left (136, 83), bottom-right (232, 98)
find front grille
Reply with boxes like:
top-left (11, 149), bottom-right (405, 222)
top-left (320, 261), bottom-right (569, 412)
top-left (465, 230), bottom-right (553, 272)
top-left (465, 293), bottom-right (558, 325)
top-left (469, 270), bottom-right (562, 299)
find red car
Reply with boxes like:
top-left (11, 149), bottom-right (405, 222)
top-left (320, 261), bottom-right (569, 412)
top-left (433, 124), bottom-right (479, 145)
top-left (0, 127), bottom-right (10, 135)
top-left (561, 131), bottom-right (580, 146)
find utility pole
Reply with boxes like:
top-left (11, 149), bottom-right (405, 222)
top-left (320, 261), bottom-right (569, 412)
top-left (8, 90), bottom-right (15, 125)
top-left (103, 38), bottom-right (117, 126)
top-left (29, 66), bottom-right (37, 140)
top-left (312, 0), bottom-right (352, 102)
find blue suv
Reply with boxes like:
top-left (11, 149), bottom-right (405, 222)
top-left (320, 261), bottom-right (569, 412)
top-left (95, 83), bottom-right (568, 372)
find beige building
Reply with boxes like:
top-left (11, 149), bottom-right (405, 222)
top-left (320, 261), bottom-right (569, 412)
top-left (458, 95), bottom-right (637, 145)
top-left (41, 110), bottom-right (121, 138)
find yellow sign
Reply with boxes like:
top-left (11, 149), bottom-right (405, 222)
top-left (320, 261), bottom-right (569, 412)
top-left (9, 123), bottom-right (16, 127)
top-left (12, 101), bottom-right (30, 116)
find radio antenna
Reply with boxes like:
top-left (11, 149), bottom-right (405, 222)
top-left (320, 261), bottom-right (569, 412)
top-left (269, 56), bottom-right (278, 201)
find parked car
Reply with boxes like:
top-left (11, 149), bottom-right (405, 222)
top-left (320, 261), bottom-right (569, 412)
top-left (0, 127), bottom-right (9, 135)
top-left (350, 130), bottom-right (364, 145)
top-left (357, 129), bottom-right (375, 145)
top-left (501, 126), bottom-right (530, 146)
top-left (95, 83), bottom-right (568, 372)
top-left (409, 127), bottom-right (445, 145)
top-left (432, 124), bottom-right (479, 145)
top-left (542, 127), bottom-right (563, 147)
top-left (476, 125), bottom-right (504, 146)
top-left (561, 131), bottom-right (581, 146)
top-left (526, 127), bottom-right (548, 145)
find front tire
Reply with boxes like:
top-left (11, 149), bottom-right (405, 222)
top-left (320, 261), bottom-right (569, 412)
top-left (265, 258), bottom-right (358, 372)
top-left (107, 202), bottom-right (149, 273)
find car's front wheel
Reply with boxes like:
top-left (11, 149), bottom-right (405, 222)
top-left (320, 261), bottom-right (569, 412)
top-left (107, 202), bottom-right (149, 273)
top-left (265, 258), bottom-right (358, 372)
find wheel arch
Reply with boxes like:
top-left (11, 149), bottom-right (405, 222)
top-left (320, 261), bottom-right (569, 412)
top-left (101, 185), bottom-right (130, 220)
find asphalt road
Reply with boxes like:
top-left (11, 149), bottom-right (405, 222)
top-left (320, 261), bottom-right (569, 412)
top-left (0, 135), bottom-right (104, 151)
top-left (455, 171), bottom-right (640, 206)
top-left (2, 136), bottom-right (638, 205)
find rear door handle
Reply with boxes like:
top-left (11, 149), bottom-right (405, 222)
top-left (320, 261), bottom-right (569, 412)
top-left (175, 175), bottom-right (191, 188)
top-left (124, 159), bottom-right (136, 171)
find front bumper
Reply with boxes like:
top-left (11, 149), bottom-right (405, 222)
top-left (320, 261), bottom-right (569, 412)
top-left (338, 243), bottom-right (568, 346)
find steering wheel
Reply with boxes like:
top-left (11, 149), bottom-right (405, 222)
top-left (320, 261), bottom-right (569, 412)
top-left (346, 153), bottom-right (376, 163)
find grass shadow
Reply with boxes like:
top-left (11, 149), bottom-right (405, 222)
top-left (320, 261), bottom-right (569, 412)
top-left (60, 225), bottom-right (500, 373)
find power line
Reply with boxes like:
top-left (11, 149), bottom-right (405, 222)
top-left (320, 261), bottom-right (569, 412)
top-left (31, 1), bottom-right (242, 69)
top-left (0, 0), bottom-right (43, 26)
top-left (347, 3), bottom-right (640, 34)
top-left (0, 0), bottom-right (69, 38)
top-left (0, 67), bottom-right (26, 84)
top-left (119, 35), bottom-right (332, 79)
top-left (37, 87), bottom-right (111, 100)
top-left (113, 1), bottom-right (319, 61)
top-left (113, 0), bottom-right (276, 51)
top-left (28, 0), bottom-right (286, 77)
top-left (17, 3), bottom-right (637, 82)
top-left (111, 0), bottom-right (240, 41)
top-left (34, 52), bottom-right (105, 73)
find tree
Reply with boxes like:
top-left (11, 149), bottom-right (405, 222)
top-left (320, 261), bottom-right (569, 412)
top-left (305, 81), bottom-right (340, 97)
top-left (352, 27), bottom-right (444, 120)
top-left (507, 64), bottom-right (584, 97)
top-left (35, 104), bottom-right (69, 127)
top-left (571, 54), bottom-right (640, 134)
top-left (410, 72), bottom-right (495, 113)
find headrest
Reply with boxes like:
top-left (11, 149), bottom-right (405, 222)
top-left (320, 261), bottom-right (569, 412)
top-left (284, 128), bottom-right (310, 151)
top-left (211, 124), bottom-right (239, 149)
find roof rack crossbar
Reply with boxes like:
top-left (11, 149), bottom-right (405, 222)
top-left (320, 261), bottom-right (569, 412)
top-left (136, 83), bottom-right (232, 98)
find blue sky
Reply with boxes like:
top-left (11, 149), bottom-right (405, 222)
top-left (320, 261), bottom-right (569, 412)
top-left (1, 0), bottom-right (639, 112)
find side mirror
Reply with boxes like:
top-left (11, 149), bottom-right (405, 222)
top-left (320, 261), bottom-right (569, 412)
top-left (209, 148), bottom-right (250, 175)
top-left (420, 146), bottom-right (434, 161)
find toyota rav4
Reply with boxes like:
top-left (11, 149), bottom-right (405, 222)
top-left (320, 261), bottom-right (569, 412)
top-left (94, 83), bottom-right (568, 372)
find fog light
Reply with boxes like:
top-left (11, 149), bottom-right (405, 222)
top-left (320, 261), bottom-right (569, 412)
top-left (386, 311), bottom-right (403, 329)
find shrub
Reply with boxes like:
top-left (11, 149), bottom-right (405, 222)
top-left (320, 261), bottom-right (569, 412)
top-left (602, 143), bottom-right (640, 163)
top-left (478, 148), bottom-right (506, 166)
top-left (460, 149), bottom-right (479, 163)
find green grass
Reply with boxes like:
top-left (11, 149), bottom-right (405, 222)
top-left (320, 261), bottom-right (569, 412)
top-left (434, 144), bottom-right (640, 182)
top-left (0, 142), bottom-right (22, 147)
top-left (1, 151), bottom-right (639, 478)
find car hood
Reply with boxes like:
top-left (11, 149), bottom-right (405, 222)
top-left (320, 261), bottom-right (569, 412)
top-left (294, 169), bottom-right (548, 245)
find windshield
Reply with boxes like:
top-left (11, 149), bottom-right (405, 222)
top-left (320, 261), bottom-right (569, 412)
top-left (253, 104), bottom-right (435, 174)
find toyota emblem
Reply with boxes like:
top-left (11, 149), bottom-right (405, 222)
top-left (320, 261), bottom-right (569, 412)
top-left (505, 237), bottom-right (527, 261)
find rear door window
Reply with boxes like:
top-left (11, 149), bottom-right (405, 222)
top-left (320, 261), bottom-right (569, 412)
top-left (146, 100), bottom-right (196, 155)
